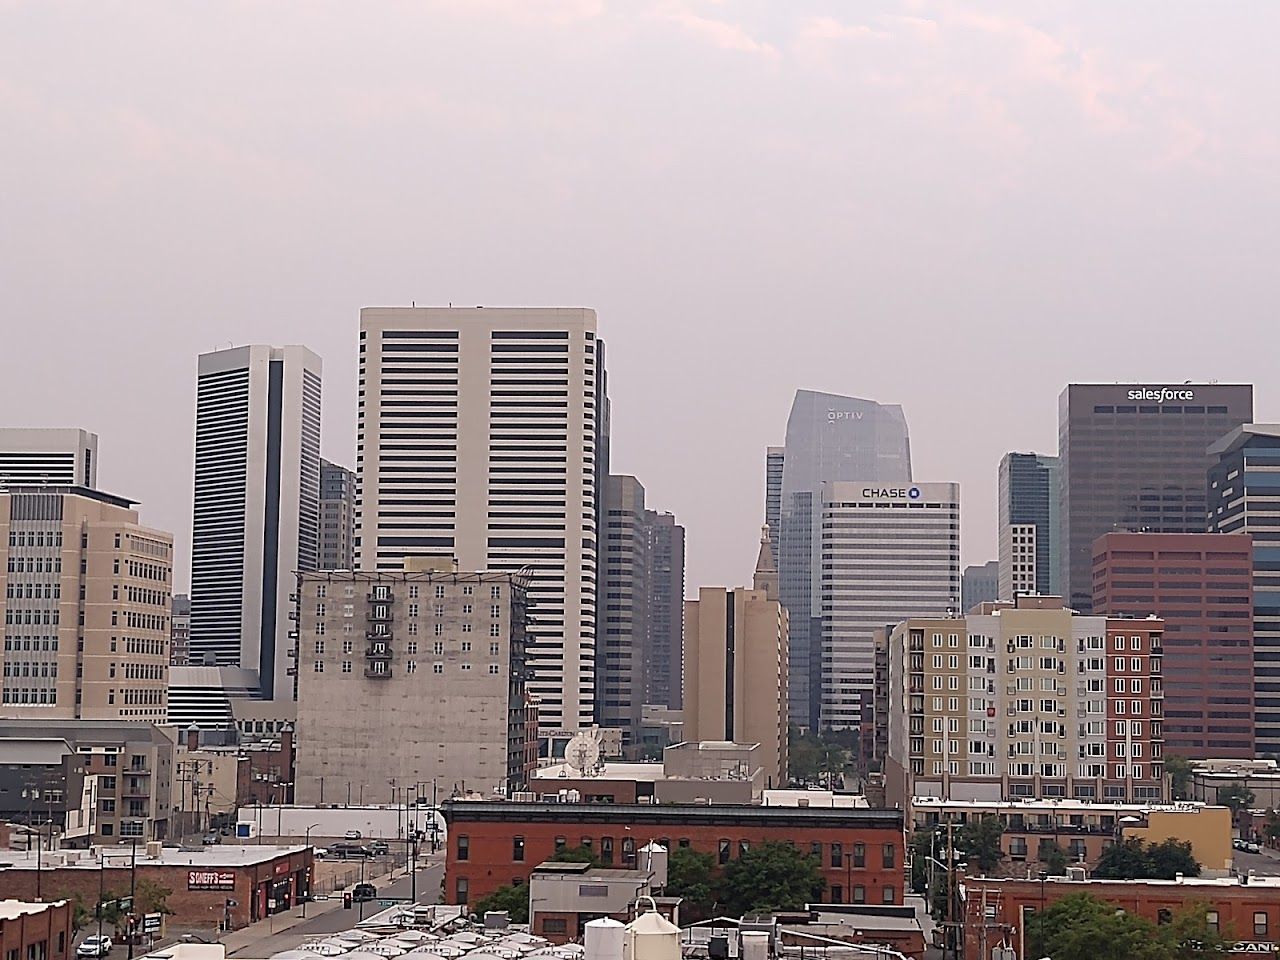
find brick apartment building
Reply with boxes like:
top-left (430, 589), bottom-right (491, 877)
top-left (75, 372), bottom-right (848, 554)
top-left (1093, 533), bottom-right (1255, 758)
top-left (443, 800), bottom-right (905, 908)
top-left (963, 874), bottom-right (1280, 959)
top-left (0, 900), bottom-right (73, 960)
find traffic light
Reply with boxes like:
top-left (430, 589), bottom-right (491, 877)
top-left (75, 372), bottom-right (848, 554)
top-left (343, 893), bottom-right (353, 910)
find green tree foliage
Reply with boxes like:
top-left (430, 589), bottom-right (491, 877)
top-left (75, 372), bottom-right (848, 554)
top-left (1040, 840), bottom-right (1069, 877)
top-left (786, 725), bottom-right (857, 786)
top-left (472, 884), bottom-right (529, 924)
top-left (665, 848), bottom-right (715, 920)
top-left (551, 845), bottom-right (601, 867)
top-left (957, 815), bottom-right (1004, 874)
top-left (1093, 838), bottom-right (1200, 881)
top-left (1217, 783), bottom-right (1255, 816)
top-left (1026, 893), bottom-right (1228, 960)
top-left (720, 841), bottom-right (825, 916)
top-left (1164, 754), bottom-right (1192, 800)
top-left (135, 879), bottom-right (174, 916)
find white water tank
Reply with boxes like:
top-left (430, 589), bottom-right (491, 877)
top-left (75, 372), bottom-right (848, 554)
top-left (740, 932), bottom-right (769, 960)
top-left (584, 918), bottom-right (625, 960)
top-left (640, 842), bottom-right (668, 889)
top-left (624, 911), bottom-right (680, 960)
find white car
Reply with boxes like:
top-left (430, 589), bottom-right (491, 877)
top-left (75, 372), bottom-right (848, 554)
top-left (344, 830), bottom-right (362, 840)
top-left (77, 936), bottom-right (112, 958)
top-left (1246, 841), bottom-right (1262, 854)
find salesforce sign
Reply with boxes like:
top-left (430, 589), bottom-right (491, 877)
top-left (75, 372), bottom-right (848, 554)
top-left (1127, 387), bottom-right (1195, 403)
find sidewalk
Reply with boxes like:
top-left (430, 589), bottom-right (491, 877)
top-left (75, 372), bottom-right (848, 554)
top-left (219, 897), bottom-right (343, 957)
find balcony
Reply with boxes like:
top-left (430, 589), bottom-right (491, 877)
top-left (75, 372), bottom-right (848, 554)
top-left (364, 663), bottom-right (393, 679)
top-left (367, 591), bottom-right (394, 603)
top-left (368, 605), bottom-right (394, 623)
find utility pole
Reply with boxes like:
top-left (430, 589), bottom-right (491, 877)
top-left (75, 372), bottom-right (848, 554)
top-left (127, 839), bottom-right (137, 960)
top-left (97, 851), bottom-right (105, 941)
top-left (35, 825), bottom-right (42, 900)
top-left (944, 821), bottom-right (955, 960)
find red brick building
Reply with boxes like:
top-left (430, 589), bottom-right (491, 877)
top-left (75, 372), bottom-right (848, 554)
top-left (1, 900), bottom-right (73, 960)
top-left (0, 844), bottom-right (313, 931)
top-left (443, 800), bottom-right (905, 908)
top-left (1094, 533), bottom-right (1255, 759)
top-left (963, 874), bottom-right (1280, 959)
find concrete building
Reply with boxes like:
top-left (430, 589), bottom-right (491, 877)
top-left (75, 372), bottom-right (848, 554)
top-left (527, 862), bottom-right (659, 942)
top-left (997, 452), bottom-right (1060, 600)
top-left (319, 459), bottom-right (355, 571)
top-left (1, 485), bottom-right (171, 722)
top-left (961, 561), bottom-right (998, 613)
top-left (884, 596), bottom-right (1167, 805)
top-left (1093, 532), bottom-right (1255, 758)
top-left (0, 719), bottom-right (174, 842)
top-left (1210, 425), bottom-right (1280, 757)
top-left (443, 800), bottom-right (905, 910)
top-left (1058, 383), bottom-right (1252, 613)
top-left (0, 429), bottom-right (97, 490)
top-left (171, 725), bottom-right (249, 837)
top-left (293, 562), bottom-right (533, 803)
top-left (683, 584), bottom-right (788, 790)
top-left (911, 797), bottom-right (1232, 876)
top-left (530, 741), bottom-right (764, 805)
top-left (356, 307), bottom-right (604, 734)
top-left (819, 482), bottom-right (961, 732)
top-left (776, 391), bottom-right (912, 731)
top-left (188, 344), bottom-right (322, 701)
top-left (171, 593), bottom-right (190, 666)
top-left (166, 666), bottom-right (261, 729)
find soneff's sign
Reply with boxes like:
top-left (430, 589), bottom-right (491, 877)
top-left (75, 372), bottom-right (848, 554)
top-left (187, 870), bottom-right (236, 891)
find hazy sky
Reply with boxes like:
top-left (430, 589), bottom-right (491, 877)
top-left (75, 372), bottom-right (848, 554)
top-left (3, 1), bottom-right (1279, 594)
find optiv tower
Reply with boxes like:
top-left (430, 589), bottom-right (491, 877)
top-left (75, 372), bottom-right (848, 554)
top-left (775, 390), bottom-right (912, 730)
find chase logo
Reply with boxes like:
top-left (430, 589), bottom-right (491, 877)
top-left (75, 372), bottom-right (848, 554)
top-left (908, 487), bottom-right (921, 499)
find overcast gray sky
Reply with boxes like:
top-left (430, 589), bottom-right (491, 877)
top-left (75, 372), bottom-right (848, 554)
top-left (3, 1), bottom-right (1279, 593)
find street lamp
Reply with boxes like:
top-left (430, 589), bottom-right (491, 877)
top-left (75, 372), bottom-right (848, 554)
top-left (300, 825), bottom-right (321, 918)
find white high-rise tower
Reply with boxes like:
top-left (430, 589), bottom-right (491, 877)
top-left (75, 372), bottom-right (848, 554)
top-left (188, 345), bottom-right (322, 700)
top-left (357, 307), bottom-right (603, 733)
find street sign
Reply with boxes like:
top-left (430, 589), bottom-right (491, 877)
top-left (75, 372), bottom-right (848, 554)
top-left (377, 898), bottom-right (411, 907)
top-left (143, 914), bottom-right (162, 933)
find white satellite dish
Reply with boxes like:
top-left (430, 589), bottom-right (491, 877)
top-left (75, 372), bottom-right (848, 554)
top-left (565, 735), bottom-right (601, 775)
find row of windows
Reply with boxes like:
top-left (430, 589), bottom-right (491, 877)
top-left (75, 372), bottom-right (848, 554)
top-left (7, 530), bottom-right (64, 547)
top-left (314, 660), bottom-right (502, 676)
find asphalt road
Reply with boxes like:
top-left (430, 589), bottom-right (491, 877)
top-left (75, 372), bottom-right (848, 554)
top-left (224, 861), bottom-right (445, 958)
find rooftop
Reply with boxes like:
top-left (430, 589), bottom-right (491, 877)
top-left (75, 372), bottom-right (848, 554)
top-left (0, 899), bottom-right (70, 921)
top-left (533, 762), bottom-right (662, 782)
top-left (911, 797), bottom-right (1209, 815)
top-left (0, 845), bottom-right (307, 871)
top-left (964, 874), bottom-right (1280, 890)
top-left (442, 800), bottom-right (902, 828)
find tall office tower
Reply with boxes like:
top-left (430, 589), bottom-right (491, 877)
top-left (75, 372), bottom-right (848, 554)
top-left (997, 452), bottom-right (1060, 600)
top-left (777, 390), bottom-right (912, 730)
top-left (645, 510), bottom-right (685, 711)
top-left (598, 475), bottom-right (649, 740)
top-left (1209, 424), bottom-right (1280, 754)
top-left (961, 561), bottom-right (998, 612)
top-left (357, 307), bottom-right (601, 733)
top-left (819, 482), bottom-right (960, 732)
top-left (1058, 384), bottom-right (1251, 613)
top-left (0, 486), bottom-right (172, 721)
top-left (1093, 532), bottom-right (1254, 759)
top-left (319, 459), bottom-right (356, 570)
top-left (0, 429), bottom-right (98, 490)
top-left (683, 585), bottom-right (788, 788)
top-left (188, 345), bottom-right (322, 701)
top-left (883, 596), bottom-right (1165, 806)
top-left (170, 593), bottom-right (191, 666)
top-left (293, 561), bottom-right (533, 802)
top-left (764, 446), bottom-right (785, 538)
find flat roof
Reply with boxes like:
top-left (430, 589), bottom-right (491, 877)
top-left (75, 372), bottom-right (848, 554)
top-left (0, 845), bottom-right (307, 871)
top-left (443, 800), bottom-right (901, 828)
top-left (911, 798), bottom-right (1210, 815)
top-left (965, 874), bottom-right (1280, 890)
top-left (533, 762), bottom-right (663, 782)
top-left (0, 900), bottom-right (70, 921)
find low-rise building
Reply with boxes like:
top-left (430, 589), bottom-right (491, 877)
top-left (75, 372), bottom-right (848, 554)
top-left (530, 742), bottom-right (763, 805)
top-left (0, 899), bottom-right (73, 960)
top-left (962, 874), bottom-right (1280, 960)
top-left (1188, 759), bottom-right (1280, 810)
top-left (443, 799), bottom-right (905, 909)
top-left (527, 861), bottom-right (662, 942)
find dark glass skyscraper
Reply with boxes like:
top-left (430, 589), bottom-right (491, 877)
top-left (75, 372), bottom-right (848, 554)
top-left (776, 390), bottom-right (912, 729)
top-left (998, 452), bottom-right (1060, 600)
top-left (1058, 384), bottom-right (1252, 613)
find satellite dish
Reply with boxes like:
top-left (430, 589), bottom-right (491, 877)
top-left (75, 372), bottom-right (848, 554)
top-left (565, 735), bottom-right (601, 775)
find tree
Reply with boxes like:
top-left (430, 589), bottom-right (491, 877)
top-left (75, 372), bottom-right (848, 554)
top-left (1025, 892), bottom-right (1228, 960)
top-left (551, 845), bottom-right (601, 867)
top-left (70, 896), bottom-right (92, 935)
top-left (665, 848), bottom-right (715, 920)
top-left (1094, 838), bottom-right (1200, 881)
top-left (957, 815), bottom-right (1004, 874)
top-left (1040, 840), bottom-right (1069, 877)
top-left (720, 841), bottom-right (825, 916)
top-left (1165, 754), bottom-right (1192, 801)
top-left (1217, 783), bottom-right (1255, 819)
top-left (135, 879), bottom-right (173, 916)
top-left (472, 884), bottom-right (528, 924)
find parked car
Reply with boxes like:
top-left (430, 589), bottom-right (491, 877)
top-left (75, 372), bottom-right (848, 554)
top-left (1234, 838), bottom-right (1246, 850)
top-left (369, 841), bottom-right (389, 856)
top-left (330, 841), bottom-right (371, 859)
top-left (352, 882), bottom-right (377, 903)
top-left (201, 832), bottom-right (220, 845)
top-left (314, 846), bottom-right (330, 859)
top-left (78, 937), bottom-right (112, 958)
top-left (344, 830), bottom-right (362, 840)
top-left (1246, 841), bottom-right (1262, 854)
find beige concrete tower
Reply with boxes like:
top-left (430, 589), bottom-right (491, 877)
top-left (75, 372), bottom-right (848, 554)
top-left (0, 486), bottom-right (172, 721)
top-left (683, 586), bottom-right (789, 788)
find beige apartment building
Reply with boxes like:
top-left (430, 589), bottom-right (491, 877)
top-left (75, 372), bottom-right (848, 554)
top-left (683, 568), bottom-right (789, 788)
top-left (1, 486), bottom-right (172, 721)
top-left (293, 560), bottom-right (535, 803)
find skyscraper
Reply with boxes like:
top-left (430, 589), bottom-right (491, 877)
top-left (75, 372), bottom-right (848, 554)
top-left (356, 307), bottom-right (602, 732)
top-left (319, 459), bottom-right (356, 570)
top-left (961, 561), bottom-right (998, 612)
top-left (0, 429), bottom-right (98, 490)
top-left (188, 345), bottom-right (322, 700)
top-left (997, 452), bottom-right (1060, 600)
top-left (644, 510), bottom-right (685, 712)
top-left (764, 446), bottom-right (784, 539)
top-left (819, 482), bottom-right (961, 731)
top-left (1058, 384), bottom-right (1252, 613)
top-left (776, 390), bottom-right (912, 729)
top-left (1209, 424), bottom-right (1280, 755)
